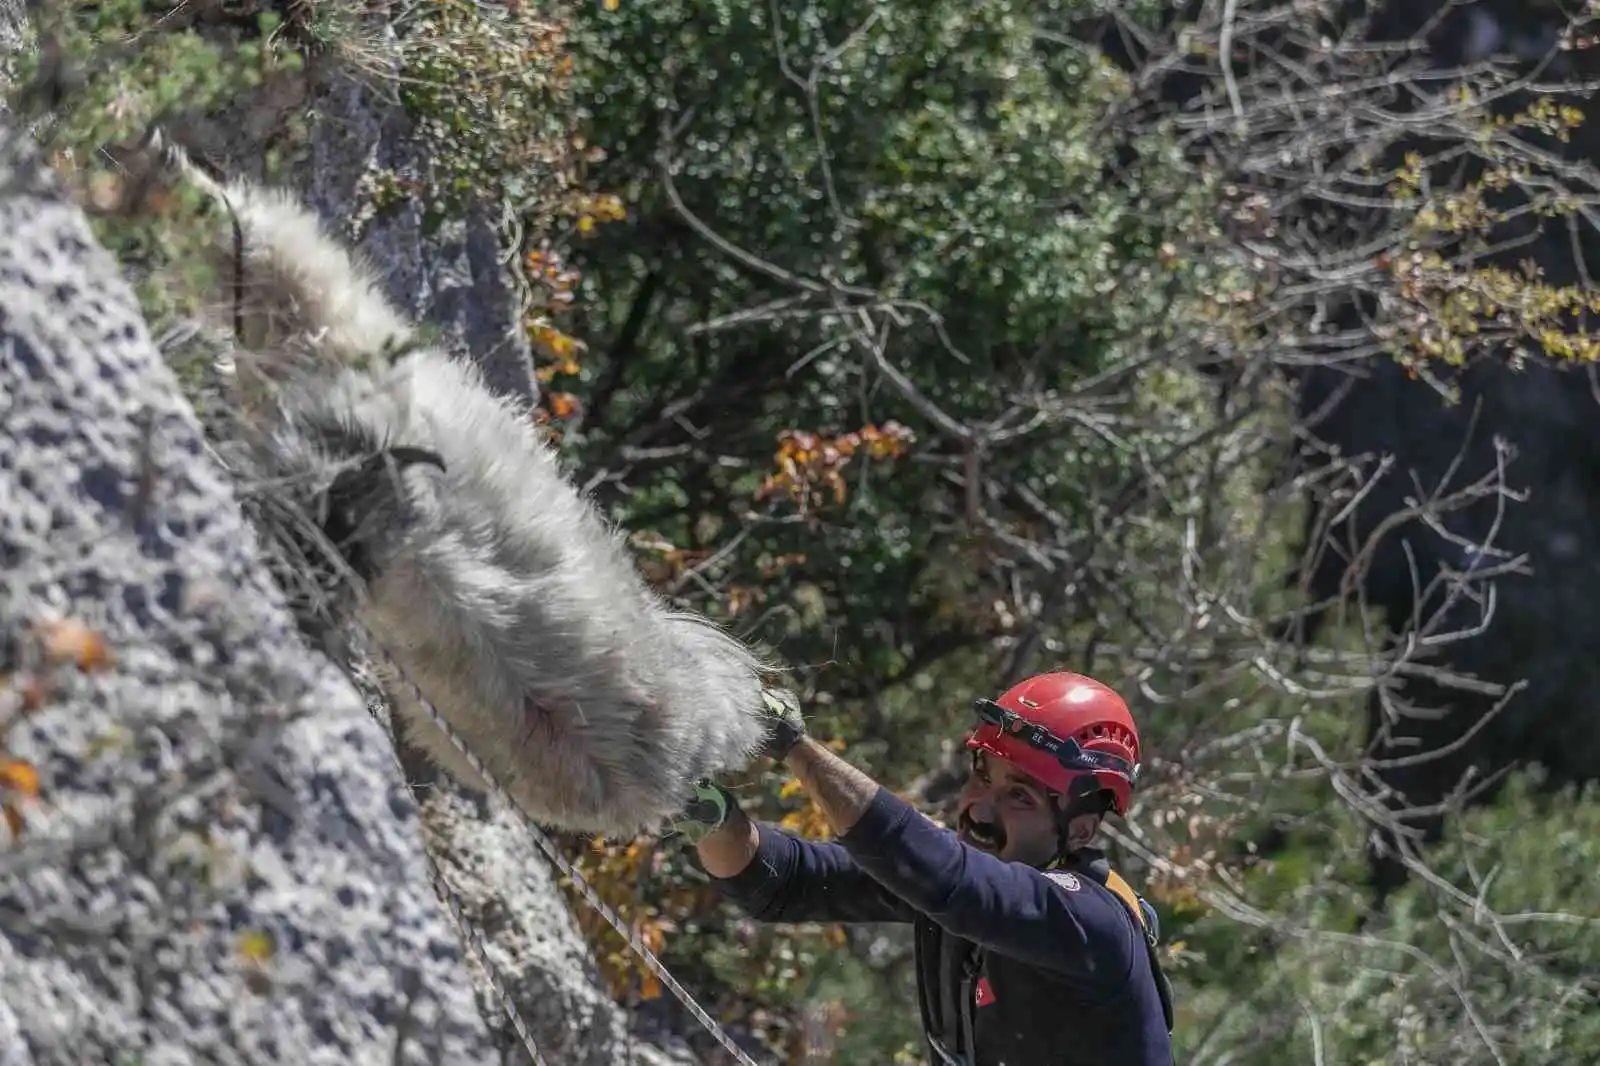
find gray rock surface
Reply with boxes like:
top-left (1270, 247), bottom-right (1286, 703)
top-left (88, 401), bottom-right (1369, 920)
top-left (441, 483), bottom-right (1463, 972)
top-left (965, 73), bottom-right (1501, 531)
top-left (418, 785), bottom-right (702, 1066)
top-left (0, 125), bottom-right (499, 1064)
top-left (297, 22), bottom-right (537, 409)
top-left (0, 0), bottom-right (22, 58)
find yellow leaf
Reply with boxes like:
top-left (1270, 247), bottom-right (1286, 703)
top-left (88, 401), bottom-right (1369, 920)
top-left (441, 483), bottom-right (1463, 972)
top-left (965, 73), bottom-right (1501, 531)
top-left (238, 929), bottom-right (276, 963)
top-left (547, 331), bottom-right (577, 359)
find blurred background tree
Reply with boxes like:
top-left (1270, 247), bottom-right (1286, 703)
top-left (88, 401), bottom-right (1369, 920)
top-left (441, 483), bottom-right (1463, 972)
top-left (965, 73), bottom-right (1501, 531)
top-left (550, 0), bottom-right (1600, 1062)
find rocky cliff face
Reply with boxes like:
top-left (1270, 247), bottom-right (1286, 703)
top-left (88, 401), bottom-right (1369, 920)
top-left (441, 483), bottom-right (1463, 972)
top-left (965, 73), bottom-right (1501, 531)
top-left (292, 33), bottom-right (537, 412)
top-left (0, 10), bottom-right (703, 1065)
top-left (0, 116), bottom-right (503, 1066)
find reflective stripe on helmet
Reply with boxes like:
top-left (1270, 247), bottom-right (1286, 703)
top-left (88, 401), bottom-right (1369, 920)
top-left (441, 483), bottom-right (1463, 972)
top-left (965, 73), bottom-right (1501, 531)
top-left (972, 698), bottom-right (1139, 781)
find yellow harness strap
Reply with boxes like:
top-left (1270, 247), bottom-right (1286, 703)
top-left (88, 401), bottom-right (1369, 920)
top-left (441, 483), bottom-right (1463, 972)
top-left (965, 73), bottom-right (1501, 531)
top-left (1048, 854), bottom-right (1175, 1032)
top-left (1094, 863), bottom-right (1176, 1034)
top-left (1046, 854), bottom-right (1152, 938)
top-left (1102, 868), bottom-right (1148, 933)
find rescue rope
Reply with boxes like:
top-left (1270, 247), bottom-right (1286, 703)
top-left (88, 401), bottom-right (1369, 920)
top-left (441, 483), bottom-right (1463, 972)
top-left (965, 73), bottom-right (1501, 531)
top-left (360, 691), bottom-right (552, 1066)
top-left (357, 627), bottom-right (763, 1066)
top-left (428, 845), bottom-right (555, 1066)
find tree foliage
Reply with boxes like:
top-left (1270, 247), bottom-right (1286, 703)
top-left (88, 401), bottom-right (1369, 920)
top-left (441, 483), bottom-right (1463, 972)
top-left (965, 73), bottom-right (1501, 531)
top-left (554, 0), bottom-right (1600, 1061)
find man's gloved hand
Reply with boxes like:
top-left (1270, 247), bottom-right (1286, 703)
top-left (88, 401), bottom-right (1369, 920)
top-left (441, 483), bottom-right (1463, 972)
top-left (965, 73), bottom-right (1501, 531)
top-left (757, 686), bottom-right (806, 762)
top-left (672, 778), bottom-right (737, 846)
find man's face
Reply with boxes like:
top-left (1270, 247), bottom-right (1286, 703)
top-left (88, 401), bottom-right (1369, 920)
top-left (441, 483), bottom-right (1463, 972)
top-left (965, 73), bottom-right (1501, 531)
top-left (955, 750), bottom-right (1062, 868)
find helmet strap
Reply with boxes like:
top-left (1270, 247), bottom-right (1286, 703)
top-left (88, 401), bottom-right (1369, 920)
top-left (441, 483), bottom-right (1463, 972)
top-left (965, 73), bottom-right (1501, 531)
top-left (1048, 783), bottom-right (1111, 860)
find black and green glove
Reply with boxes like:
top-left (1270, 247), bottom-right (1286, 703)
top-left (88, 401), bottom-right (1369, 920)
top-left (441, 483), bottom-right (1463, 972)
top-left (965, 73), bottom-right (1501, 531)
top-left (672, 778), bottom-right (738, 845)
top-left (757, 686), bottom-right (806, 762)
top-left (672, 688), bottom-right (805, 845)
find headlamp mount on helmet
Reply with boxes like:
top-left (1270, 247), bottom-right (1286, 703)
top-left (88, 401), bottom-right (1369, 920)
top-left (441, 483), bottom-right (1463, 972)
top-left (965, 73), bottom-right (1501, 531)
top-left (971, 698), bottom-right (1140, 785)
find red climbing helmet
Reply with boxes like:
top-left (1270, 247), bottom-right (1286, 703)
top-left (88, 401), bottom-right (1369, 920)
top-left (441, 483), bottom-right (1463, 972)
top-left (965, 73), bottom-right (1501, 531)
top-left (965, 671), bottom-right (1142, 815)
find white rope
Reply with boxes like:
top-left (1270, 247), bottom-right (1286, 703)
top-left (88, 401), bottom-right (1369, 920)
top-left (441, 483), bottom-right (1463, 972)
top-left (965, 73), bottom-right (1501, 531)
top-left (428, 853), bottom-right (554, 1066)
top-left (358, 629), bottom-right (764, 1066)
top-left (360, 694), bottom-right (552, 1066)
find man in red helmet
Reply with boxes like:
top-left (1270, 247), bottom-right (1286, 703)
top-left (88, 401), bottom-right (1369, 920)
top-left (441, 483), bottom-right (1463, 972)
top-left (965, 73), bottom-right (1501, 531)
top-left (678, 673), bottom-right (1175, 1066)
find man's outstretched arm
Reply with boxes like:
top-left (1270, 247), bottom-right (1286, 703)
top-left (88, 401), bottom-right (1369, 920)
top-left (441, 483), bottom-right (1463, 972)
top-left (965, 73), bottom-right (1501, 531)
top-left (783, 738), bottom-right (1137, 991)
top-left (691, 781), bottom-right (914, 926)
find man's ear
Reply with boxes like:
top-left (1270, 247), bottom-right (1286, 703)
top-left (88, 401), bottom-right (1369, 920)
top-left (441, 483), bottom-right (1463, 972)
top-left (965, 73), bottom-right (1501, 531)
top-left (1065, 812), bottom-right (1102, 850)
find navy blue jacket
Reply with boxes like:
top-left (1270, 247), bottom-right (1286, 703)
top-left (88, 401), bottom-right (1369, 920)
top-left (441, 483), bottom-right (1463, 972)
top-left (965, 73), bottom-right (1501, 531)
top-left (708, 787), bottom-right (1174, 1066)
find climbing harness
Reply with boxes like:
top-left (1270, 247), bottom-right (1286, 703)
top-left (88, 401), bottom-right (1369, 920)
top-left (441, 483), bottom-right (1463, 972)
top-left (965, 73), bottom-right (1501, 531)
top-left (1079, 861), bottom-right (1176, 1035)
top-left (356, 626), bottom-right (763, 1066)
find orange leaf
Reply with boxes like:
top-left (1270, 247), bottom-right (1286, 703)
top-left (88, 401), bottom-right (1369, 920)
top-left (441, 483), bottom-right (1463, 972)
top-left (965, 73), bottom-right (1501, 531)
top-left (39, 618), bottom-right (112, 672)
top-left (548, 392), bottom-right (580, 420)
top-left (1, 802), bottom-right (22, 839)
top-left (545, 332), bottom-right (578, 359)
top-left (0, 759), bottom-right (40, 798)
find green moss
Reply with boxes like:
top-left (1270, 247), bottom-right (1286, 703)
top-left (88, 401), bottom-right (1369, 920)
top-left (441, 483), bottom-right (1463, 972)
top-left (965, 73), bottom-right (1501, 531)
top-left (393, 0), bottom-right (583, 220)
top-left (7, 3), bottom-right (309, 349)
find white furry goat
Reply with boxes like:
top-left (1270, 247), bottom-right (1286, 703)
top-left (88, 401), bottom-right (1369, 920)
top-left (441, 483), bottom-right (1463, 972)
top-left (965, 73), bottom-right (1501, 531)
top-left (148, 134), bottom-right (772, 837)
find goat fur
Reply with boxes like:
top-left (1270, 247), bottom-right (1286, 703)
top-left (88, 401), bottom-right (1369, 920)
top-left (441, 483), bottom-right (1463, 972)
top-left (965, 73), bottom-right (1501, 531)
top-left (157, 137), bottom-right (771, 837)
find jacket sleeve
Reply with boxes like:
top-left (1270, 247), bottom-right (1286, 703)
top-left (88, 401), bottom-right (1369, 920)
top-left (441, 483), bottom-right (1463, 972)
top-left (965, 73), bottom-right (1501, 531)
top-left (837, 787), bottom-right (1137, 992)
top-left (704, 821), bottom-right (917, 925)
